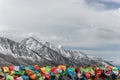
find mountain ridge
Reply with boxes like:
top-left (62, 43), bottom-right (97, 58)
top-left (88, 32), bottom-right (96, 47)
top-left (0, 37), bottom-right (112, 66)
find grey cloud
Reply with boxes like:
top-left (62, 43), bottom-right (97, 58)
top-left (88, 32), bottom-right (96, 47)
top-left (1, 0), bottom-right (120, 62)
top-left (1, 0), bottom-right (120, 44)
top-left (97, 28), bottom-right (120, 41)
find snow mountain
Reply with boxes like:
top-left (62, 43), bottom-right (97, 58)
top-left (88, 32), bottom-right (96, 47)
top-left (0, 37), bottom-right (111, 66)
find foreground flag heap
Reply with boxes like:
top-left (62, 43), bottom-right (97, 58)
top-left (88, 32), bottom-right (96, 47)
top-left (0, 65), bottom-right (120, 80)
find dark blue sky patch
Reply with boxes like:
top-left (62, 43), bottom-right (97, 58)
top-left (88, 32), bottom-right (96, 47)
top-left (85, 0), bottom-right (120, 10)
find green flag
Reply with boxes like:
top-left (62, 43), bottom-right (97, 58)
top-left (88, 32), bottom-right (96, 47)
top-left (6, 75), bottom-right (14, 80)
top-left (46, 66), bottom-right (52, 72)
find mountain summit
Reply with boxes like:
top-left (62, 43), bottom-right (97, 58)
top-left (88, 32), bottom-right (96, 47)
top-left (0, 37), bottom-right (111, 66)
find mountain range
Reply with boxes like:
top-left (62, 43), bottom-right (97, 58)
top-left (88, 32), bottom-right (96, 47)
top-left (0, 37), bottom-right (112, 66)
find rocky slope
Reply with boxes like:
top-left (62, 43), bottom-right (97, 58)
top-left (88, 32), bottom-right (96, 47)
top-left (0, 37), bottom-right (111, 66)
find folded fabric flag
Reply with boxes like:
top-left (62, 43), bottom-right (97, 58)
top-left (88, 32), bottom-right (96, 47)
top-left (71, 67), bottom-right (75, 71)
top-left (14, 75), bottom-right (19, 80)
top-left (80, 67), bottom-right (84, 73)
top-left (20, 66), bottom-right (26, 70)
top-left (67, 68), bottom-right (76, 76)
top-left (22, 75), bottom-right (29, 80)
top-left (57, 68), bottom-right (62, 73)
top-left (105, 70), bottom-right (111, 75)
top-left (75, 67), bottom-right (80, 73)
top-left (3, 67), bottom-right (9, 73)
top-left (14, 70), bottom-right (25, 76)
top-left (17, 76), bottom-right (23, 80)
top-left (58, 65), bottom-right (66, 71)
top-left (27, 66), bottom-right (34, 71)
top-left (50, 71), bottom-right (56, 77)
top-left (9, 66), bottom-right (14, 71)
top-left (25, 68), bottom-right (34, 76)
top-left (9, 71), bottom-right (15, 76)
top-left (45, 73), bottom-right (51, 79)
top-left (15, 71), bottom-right (24, 75)
top-left (6, 75), bottom-right (14, 80)
top-left (40, 67), bottom-right (46, 74)
top-left (85, 73), bottom-right (91, 79)
top-left (0, 71), bottom-right (4, 76)
top-left (39, 76), bottom-right (45, 80)
top-left (96, 68), bottom-right (103, 75)
top-left (30, 73), bottom-right (37, 80)
top-left (34, 65), bottom-right (40, 71)
top-left (35, 71), bottom-right (40, 77)
top-left (82, 77), bottom-right (87, 80)
top-left (14, 66), bottom-right (20, 71)
top-left (117, 66), bottom-right (120, 70)
top-left (0, 76), bottom-right (5, 80)
top-left (89, 69), bottom-right (95, 75)
top-left (107, 66), bottom-right (113, 70)
top-left (112, 67), bottom-right (118, 74)
top-left (0, 68), bottom-right (3, 76)
top-left (60, 70), bottom-right (68, 75)
top-left (20, 70), bottom-right (25, 76)
top-left (46, 66), bottom-right (52, 73)
top-left (84, 68), bottom-right (91, 73)
top-left (0, 68), bottom-right (2, 72)
top-left (100, 66), bottom-right (106, 70)
top-left (56, 74), bottom-right (60, 78)
top-left (51, 67), bottom-right (59, 74)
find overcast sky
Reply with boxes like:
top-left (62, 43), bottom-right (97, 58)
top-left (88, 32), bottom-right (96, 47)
top-left (0, 0), bottom-right (120, 63)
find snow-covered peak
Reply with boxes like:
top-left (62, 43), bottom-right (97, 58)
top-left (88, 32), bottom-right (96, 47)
top-left (44, 42), bottom-right (62, 51)
top-left (44, 42), bottom-right (51, 48)
top-left (0, 37), bottom-right (14, 55)
top-left (20, 37), bottom-right (43, 51)
top-left (21, 37), bottom-right (39, 43)
top-left (58, 45), bottom-right (62, 49)
top-left (0, 37), bottom-right (50, 65)
top-left (0, 37), bottom-right (8, 40)
top-left (0, 37), bottom-right (15, 44)
top-left (0, 37), bottom-right (112, 66)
